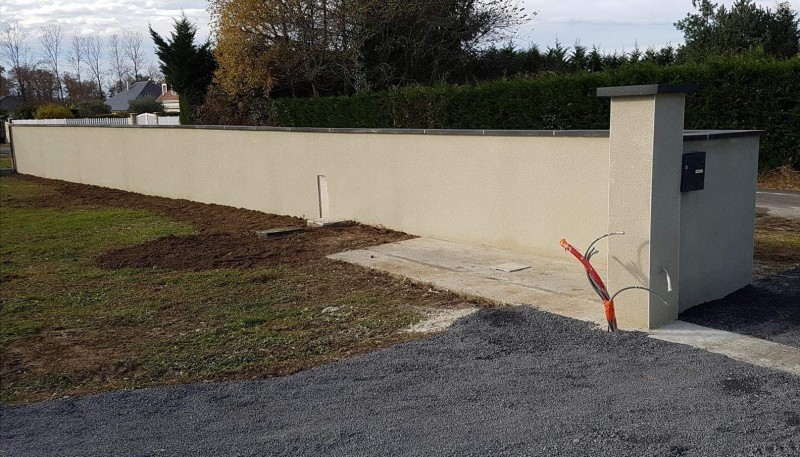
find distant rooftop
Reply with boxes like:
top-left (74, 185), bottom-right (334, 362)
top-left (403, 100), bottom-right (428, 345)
top-left (106, 81), bottom-right (162, 112)
top-left (0, 95), bottom-right (22, 111)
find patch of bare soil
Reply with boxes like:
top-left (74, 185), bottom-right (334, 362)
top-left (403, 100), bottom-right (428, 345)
top-left (10, 175), bottom-right (305, 234)
top-left (14, 175), bottom-right (413, 271)
top-left (96, 226), bottom-right (408, 271)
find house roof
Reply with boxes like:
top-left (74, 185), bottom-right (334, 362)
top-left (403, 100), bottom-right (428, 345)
top-left (0, 95), bottom-right (22, 110)
top-left (106, 81), bottom-right (163, 111)
top-left (156, 91), bottom-right (179, 103)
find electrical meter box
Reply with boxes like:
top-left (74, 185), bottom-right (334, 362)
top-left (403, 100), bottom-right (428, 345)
top-left (681, 151), bottom-right (706, 192)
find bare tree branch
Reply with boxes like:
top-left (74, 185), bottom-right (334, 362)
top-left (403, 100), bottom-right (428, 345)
top-left (146, 61), bottom-right (162, 82)
top-left (68, 35), bottom-right (85, 82)
top-left (0, 20), bottom-right (32, 101)
top-left (82, 35), bottom-right (104, 98)
top-left (107, 34), bottom-right (129, 94)
top-left (38, 24), bottom-right (64, 100)
top-left (122, 30), bottom-right (144, 80)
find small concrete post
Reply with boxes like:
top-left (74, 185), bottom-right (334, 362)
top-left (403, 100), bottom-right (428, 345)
top-left (129, 113), bottom-right (137, 125)
top-left (598, 84), bottom-right (698, 329)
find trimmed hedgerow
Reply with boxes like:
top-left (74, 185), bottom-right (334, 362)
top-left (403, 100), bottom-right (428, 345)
top-left (272, 56), bottom-right (800, 169)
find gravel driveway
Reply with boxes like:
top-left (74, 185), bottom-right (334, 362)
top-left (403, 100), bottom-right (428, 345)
top-left (3, 306), bottom-right (799, 457)
top-left (681, 267), bottom-right (800, 349)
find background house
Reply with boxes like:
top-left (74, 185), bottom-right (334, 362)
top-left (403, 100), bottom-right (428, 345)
top-left (156, 84), bottom-right (180, 113)
top-left (106, 81), bottom-right (162, 112)
top-left (0, 96), bottom-right (21, 142)
top-left (0, 95), bottom-right (22, 115)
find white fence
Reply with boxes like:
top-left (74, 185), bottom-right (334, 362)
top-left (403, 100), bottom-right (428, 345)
top-left (153, 116), bottom-right (180, 126)
top-left (136, 113), bottom-right (182, 125)
top-left (12, 115), bottom-right (180, 126)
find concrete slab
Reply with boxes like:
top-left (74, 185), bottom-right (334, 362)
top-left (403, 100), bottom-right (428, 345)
top-left (307, 218), bottom-right (355, 228)
top-left (329, 237), bottom-right (607, 327)
top-left (651, 321), bottom-right (800, 376)
top-left (255, 227), bottom-right (304, 237)
top-left (330, 237), bottom-right (800, 377)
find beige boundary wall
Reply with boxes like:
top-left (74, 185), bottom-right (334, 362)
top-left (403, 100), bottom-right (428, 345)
top-left (11, 125), bottom-right (611, 260)
top-left (9, 85), bottom-right (762, 329)
top-left (679, 136), bottom-right (760, 312)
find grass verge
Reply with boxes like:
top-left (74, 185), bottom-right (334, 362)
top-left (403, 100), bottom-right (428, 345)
top-left (753, 212), bottom-right (800, 278)
top-left (1, 175), bottom-right (486, 404)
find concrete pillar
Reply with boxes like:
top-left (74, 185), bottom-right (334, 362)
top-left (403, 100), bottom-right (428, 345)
top-left (597, 84), bottom-right (697, 329)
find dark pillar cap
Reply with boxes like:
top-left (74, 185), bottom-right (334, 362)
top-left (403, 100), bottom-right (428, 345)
top-left (597, 84), bottom-right (699, 97)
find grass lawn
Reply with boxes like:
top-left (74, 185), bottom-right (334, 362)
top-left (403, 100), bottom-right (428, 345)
top-left (0, 144), bottom-right (10, 169)
top-left (0, 175), bottom-right (486, 404)
top-left (1, 175), bottom-right (798, 406)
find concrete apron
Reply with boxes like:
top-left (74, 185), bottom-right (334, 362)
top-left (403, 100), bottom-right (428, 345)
top-left (329, 237), bottom-right (800, 377)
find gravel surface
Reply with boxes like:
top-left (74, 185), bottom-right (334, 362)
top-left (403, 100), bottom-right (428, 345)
top-left (681, 267), bottom-right (800, 349)
top-left (3, 306), bottom-right (799, 457)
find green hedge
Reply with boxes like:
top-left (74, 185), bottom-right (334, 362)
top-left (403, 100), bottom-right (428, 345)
top-left (273, 57), bottom-right (800, 169)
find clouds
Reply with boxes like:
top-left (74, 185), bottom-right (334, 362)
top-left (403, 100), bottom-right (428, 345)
top-left (1, 0), bottom-right (211, 40)
top-left (518, 0), bottom-right (800, 52)
top-left (3, 0), bottom-right (799, 57)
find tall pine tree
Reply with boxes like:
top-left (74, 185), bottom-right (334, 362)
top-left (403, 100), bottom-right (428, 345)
top-left (150, 16), bottom-right (216, 124)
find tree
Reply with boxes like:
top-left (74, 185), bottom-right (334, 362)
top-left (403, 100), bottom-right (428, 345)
top-left (19, 67), bottom-right (57, 102)
top-left (211, 0), bottom-right (365, 98)
top-left (35, 103), bottom-right (73, 119)
top-left (38, 25), bottom-right (64, 100)
top-left (146, 61), bottom-right (162, 82)
top-left (570, 42), bottom-right (588, 72)
top-left (150, 15), bottom-right (216, 124)
top-left (128, 96), bottom-right (163, 114)
top-left (63, 73), bottom-right (102, 102)
top-left (82, 36), bottom-right (104, 98)
top-left (67, 35), bottom-right (85, 99)
top-left (542, 40), bottom-right (569, 73)
top-left (209, 0), bottom-right (529, 99)
top-left (1, 21), bottom-right (31, 101)
top-left (0, 65), bottom-right (9, 96)
top-left (358, 0), bottom-right (530, 89)
top-left (75, 100), bottom-right (111, 117)
top-left (108, 34), bottom-right (129, 93)
top-left (74, 100), bottom-right (111, 117)
top-left (122, 30), bottom-right (145, 79)
top-left (675, 0), bottom-right (800, 61)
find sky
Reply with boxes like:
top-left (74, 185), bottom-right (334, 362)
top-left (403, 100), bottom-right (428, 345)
top-left (2, 0), bottom-right (799, 63)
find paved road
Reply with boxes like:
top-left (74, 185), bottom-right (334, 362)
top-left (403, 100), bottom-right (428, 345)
top-left (757, 189), bottom-right (800, 221)
top-left (3, 307), bottom-right (799, 457)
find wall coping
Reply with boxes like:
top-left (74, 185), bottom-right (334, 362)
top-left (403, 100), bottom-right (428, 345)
top-left (10, 124), bottom-right (607, 137)
top-left (10, 124), bottom-right (764, 141)
top-left (597, 84), bottom-right (700, 97)
top-left (682, 129), bottom-right (764, 141)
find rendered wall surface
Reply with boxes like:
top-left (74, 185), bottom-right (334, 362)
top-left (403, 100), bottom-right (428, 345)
top-left (10, 126), bottom-right (610, 260)
top-left (679, 137), bottom-right (759, 311)
top-left (10, 120), bottom-right (761, 329)
top-left (607, 94), bottom-right (685, 329)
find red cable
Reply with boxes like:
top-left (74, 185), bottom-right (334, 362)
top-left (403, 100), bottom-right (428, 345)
top-left (559, 239), bottom-right (609, 295)
top-left (560, 239), bottom-right (618, 332)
